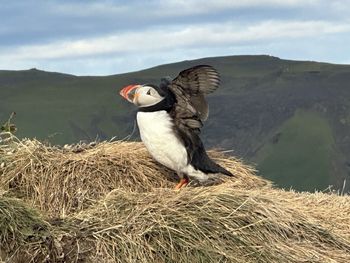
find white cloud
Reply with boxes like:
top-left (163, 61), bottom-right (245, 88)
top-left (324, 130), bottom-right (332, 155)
top-left (159, 0), bottom-right (321, 14)
top-left (46, 0), bottom-right (325, 21)
top-left (1, 0), bottom-right (350, 75)
top-left (51, 1), bottom-right (128, 16)
top-left (1, 20), bottom-right (349, 63)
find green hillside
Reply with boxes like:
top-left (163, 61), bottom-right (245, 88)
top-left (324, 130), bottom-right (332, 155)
top-left (1, 55), bottom-right (350, 193)
top-left (255, 110), bottom-right (334, 191)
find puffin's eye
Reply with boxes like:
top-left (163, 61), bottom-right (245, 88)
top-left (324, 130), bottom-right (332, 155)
top-left (146, 89), bottom-right (151, 95)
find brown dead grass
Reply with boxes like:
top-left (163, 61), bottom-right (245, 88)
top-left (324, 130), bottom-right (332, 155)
top-left (0, 136), bottom-right (267, 217)
top-left (1, 133), bottom-right (350, 262)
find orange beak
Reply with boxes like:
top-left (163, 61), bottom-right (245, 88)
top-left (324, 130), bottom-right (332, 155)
top-left (119, 84), bottom-right (140, 103)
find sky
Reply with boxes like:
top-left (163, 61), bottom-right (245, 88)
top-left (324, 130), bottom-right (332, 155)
top-left (0, 0), bottom-right (350, 75)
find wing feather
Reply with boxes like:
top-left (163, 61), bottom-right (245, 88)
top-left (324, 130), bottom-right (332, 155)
top-left (168, 65), bottom-right (221, 163)
top-left (170, 65), bottom-right (220, 122)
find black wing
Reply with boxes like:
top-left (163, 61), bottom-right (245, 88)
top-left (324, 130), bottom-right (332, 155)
top-left (170, 65), bottom-right (220, 122)
top-left (168, 65), bottom-right (232, 176)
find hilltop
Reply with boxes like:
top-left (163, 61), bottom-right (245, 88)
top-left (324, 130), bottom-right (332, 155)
top-left (1, 55), bottom-right (350, 192)
top-left (0, 136), bottom-right (350, 262)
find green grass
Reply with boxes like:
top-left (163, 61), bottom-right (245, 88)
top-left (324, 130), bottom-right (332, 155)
top-left (1, 55), bottom-right (344, 146)
top-left (256, 110), bottom-right (335, 191)
top-left (0, 74), bottom-right (131, 144)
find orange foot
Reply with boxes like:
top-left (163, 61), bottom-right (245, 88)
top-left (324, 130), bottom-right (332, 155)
top-left (175, 178), bottom-right (189, 190)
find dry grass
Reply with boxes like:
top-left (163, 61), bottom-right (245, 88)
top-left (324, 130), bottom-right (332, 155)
top-left (1, 133), bottom-right (350, 262)
top-left (0, 197), bottom-right (57, 263)
top-left (0, 135), bottom-right (266, 217)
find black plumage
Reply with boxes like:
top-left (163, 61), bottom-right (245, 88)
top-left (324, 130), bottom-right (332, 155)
top-left (168, 65), bottom-right (232, 177)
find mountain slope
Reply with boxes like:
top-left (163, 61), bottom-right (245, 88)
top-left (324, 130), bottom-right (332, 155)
top-left (1, 55), bottom-right (350, 192)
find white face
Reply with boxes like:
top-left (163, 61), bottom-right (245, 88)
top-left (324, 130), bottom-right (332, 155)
top-left (134, 85), bottom-right (164, 107)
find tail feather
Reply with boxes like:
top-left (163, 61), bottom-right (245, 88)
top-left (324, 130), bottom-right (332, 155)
top-left (190, 143), bottom-right (234, 177)
top-left (211, 161), bottom-right (234, 176)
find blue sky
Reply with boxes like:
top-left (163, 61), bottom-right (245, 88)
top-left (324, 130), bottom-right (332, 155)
top-left (1, 0), bottom-right (349, 75)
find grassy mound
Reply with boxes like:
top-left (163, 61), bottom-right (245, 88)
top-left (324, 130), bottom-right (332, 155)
top-left (0, 136), bottom-right (265, 217)
top-left (1, 134), bottom-right (350, 262)
top-left (68, 186), bottom-right (350, 262)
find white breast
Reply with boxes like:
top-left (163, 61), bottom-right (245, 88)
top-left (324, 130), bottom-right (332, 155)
top-left (137, 111), bottom-right (188, 172)
top-left (137, 111), bottom-right (209, 182)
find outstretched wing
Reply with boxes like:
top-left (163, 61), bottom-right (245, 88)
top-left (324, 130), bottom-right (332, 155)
top-left (168, 65), bottom-right (225, 170)
top-left (170, 65), bottom-right (220, 123)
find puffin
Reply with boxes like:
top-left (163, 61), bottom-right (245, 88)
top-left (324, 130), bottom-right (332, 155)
top-left (119, 65), bottom-right (233, 189)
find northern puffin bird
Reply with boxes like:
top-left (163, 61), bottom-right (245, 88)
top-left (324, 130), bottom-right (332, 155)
top-left (119, 65), bottom-right (233, 189)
